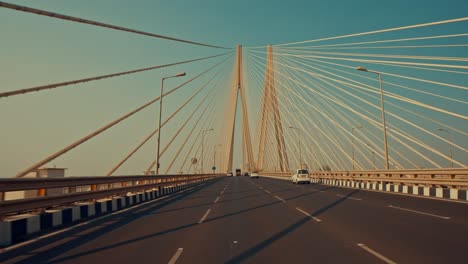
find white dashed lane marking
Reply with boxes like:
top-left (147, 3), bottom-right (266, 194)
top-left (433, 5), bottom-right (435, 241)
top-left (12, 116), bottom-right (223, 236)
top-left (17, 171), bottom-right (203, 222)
top-left (274, 195), bottom-right (286, 202)
top-left (295, 207), bottom-right (322, 222)
top-left (168, 248), bottom-right (184, 264)
top-left (357, 243), bottom-right (396, 264)
top-left (388, 205), bottom-right (450, 220)
top-left (198, 209), bottom-right (211, 224)
top-left (336, 194), bottom-right (362, 201)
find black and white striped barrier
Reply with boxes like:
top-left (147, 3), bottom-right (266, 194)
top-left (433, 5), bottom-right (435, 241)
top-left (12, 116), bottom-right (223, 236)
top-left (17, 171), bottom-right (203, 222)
top-left (0, 180), bottom-right (208, 247)
top-left (312, 178), bottom-right (468, 200)
top-left (261, 175), bottom-right (468, 202)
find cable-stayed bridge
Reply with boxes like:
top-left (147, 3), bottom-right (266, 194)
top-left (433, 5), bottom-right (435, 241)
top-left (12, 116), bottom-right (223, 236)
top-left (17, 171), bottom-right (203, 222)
top-left (0, 2), bottom-right (467, 263)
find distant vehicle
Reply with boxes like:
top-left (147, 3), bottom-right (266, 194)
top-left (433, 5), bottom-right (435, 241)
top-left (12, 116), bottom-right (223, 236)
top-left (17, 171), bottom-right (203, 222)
top-left (250, 171), bottom-right (259, 179)
top-left (292, 169), bottom-right (311, 184)
top-left (244, 172), bottom-right (249, 176)
top-left (235, 169), bottom-right (241, 176)
top-left (227, 172), bottom-right (233, 176)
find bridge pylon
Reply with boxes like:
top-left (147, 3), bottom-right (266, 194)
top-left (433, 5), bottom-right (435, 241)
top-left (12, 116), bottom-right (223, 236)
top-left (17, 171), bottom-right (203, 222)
top-left (224, 45), bottom-right (255, 173)
top-left (257, 45), bottom-right (289, 172)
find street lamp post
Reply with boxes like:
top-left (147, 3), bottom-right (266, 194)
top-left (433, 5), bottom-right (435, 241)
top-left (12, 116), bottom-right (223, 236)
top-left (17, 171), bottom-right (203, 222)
top-left (437, 128), bottom-right (454, 168)
top-left (289, 126), bottom-right (302, 169)
top-left (156, 72), bottom-right (186, 175)
top-left (201, 128), bottom-right (214, 174)
top-left (356, 67), bottom-right (389, 170)
top-left (351, 125), bottom-right (363, 170)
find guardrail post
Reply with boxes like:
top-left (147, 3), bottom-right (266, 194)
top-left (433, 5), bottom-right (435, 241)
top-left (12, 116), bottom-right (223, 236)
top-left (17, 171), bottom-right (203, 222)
top-left (0, 192), bottom-right (4, 202)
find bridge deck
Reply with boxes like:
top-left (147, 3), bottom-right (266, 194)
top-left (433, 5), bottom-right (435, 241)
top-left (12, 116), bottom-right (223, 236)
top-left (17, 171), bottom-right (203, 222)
top-left (1, 176), bottom-right (467, 263)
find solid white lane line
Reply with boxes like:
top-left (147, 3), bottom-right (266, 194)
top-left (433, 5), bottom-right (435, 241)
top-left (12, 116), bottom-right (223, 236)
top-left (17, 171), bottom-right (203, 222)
top-left (220, 191), bottom-right (225, 195)
top-left (320, 191), bottom-right (325, 193)
top-left (198, 209), bottom-right (211, 224)
top-left (388, 205), bottom-right (450, 220)
top-left (214, 196), bottom-right (220, 203)
top-left (337, 194), bottom-right (362, 201)
top-left (264, 190), bottom-right (271, 194)
top-left (168, 248), bottom-right (184, 264)
top-left (274, 195), bottom-right (286, 202)
top-left (357, 244), bottom-right (396, 264)
top-left (295, 207), bottom-right (322, 222)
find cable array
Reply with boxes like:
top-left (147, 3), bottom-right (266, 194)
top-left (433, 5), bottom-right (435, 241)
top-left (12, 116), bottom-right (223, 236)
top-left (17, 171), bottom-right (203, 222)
top-left (245, 18), bottom-right (467, 171)
top-left (15, 56), bottom-right (232, 177)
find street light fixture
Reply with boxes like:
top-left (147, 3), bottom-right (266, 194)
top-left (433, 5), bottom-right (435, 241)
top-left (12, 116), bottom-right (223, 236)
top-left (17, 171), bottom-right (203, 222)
top-left (356, 66), bottom-right (390, 170)
top-left (351, 125), bottom-right (363, 170)
top-left (202, 128), bottom-right (214, 174)
top-left (156, 72), bottom-right (186, 175)
top-left (289, 126), bottom-right (303, 169)
top-left (437, 128), bottom-right (454, 168)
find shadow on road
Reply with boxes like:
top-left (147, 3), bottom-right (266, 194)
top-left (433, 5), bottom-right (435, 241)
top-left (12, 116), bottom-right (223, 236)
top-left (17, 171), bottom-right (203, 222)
top-left (225, 189), bottom-right (359, 263)
top-left (147, 192), bottom-right (267, 216)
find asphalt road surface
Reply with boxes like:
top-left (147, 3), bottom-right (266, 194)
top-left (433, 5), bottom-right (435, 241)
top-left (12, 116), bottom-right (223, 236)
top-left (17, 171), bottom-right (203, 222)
top-left (1, 176), bottom-right (467, 263)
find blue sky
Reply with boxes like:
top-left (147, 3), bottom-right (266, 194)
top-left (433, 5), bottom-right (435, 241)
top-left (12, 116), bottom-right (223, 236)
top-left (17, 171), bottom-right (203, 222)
top-left (1, 0), bottom-right (467, 177)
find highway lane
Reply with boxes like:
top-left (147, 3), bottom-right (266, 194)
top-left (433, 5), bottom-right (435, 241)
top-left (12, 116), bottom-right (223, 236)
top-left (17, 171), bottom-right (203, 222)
top-left (255, 177), bottom-right (468, 263)
top-left (172, 176), bottom-right (376, 263)
top-left (1, 176), bottom-right (467, 263)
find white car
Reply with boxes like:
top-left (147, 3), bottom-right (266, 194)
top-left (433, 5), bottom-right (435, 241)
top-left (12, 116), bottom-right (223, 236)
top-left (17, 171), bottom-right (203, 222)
top-left (250, 171), bottom-right (259, 179)
top-left (292, 169), bottom-right (311, 184)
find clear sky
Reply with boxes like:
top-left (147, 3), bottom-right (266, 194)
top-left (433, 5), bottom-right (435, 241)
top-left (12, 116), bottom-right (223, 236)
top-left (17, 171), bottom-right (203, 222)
top-left (1, 0), bottom-right (467, 177)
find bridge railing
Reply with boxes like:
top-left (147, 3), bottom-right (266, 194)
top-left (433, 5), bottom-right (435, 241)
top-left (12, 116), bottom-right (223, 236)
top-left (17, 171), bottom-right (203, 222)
top-left (0, 174), bottom-right (224, 217)
top-left (259, 168), bottom-right (468, 189)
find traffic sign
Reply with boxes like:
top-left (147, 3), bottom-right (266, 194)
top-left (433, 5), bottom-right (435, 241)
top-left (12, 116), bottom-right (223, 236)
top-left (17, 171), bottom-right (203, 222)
top-left (212, 166), bottom-right (216, 171)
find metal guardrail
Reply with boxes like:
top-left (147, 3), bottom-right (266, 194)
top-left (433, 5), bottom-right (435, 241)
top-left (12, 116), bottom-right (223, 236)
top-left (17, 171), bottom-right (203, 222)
top-left (259, 168), bottom-right (468, 188)
top-left (0, 174), bottom-right (224, 217)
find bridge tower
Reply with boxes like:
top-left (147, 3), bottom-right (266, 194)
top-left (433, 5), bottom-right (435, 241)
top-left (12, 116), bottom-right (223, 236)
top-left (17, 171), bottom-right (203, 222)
top-left (224, 45), bottom-right (255, 173)
top-left (257, 45), bottom-right (289, 172)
